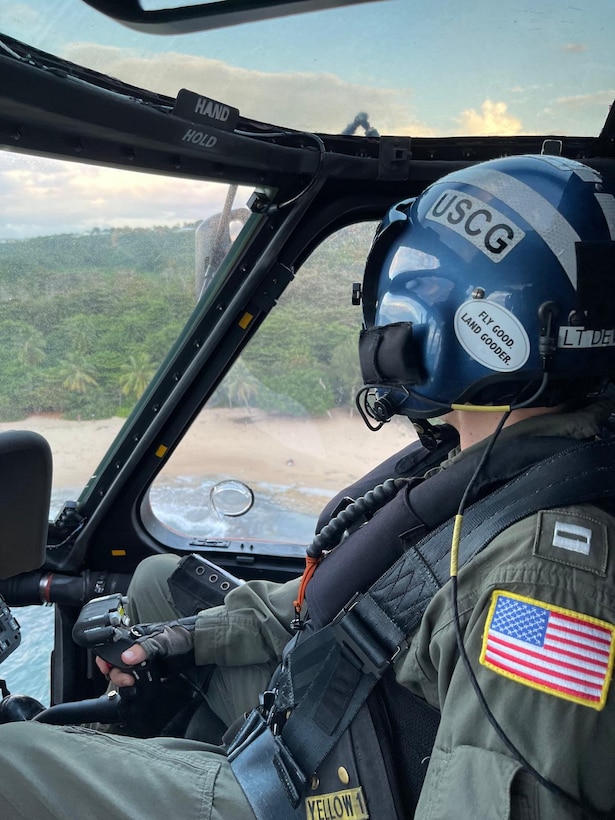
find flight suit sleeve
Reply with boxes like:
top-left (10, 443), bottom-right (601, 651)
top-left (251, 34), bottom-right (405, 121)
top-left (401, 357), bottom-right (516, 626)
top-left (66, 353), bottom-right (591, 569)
top-left (194, 576), bottom-right (299, 667)
top-left (394, 504), bottom-right (615, 819)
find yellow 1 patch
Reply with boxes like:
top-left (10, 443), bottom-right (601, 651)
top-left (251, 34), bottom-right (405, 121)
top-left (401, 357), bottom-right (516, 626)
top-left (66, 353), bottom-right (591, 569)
top-left (305, 786), bottom-right (369, 820)
top-left (480, 591), bottom-right (615, 710)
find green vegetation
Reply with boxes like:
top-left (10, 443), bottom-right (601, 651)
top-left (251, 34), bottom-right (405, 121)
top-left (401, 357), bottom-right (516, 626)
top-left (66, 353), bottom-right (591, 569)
top-left (221, 221), bottom-right (375, 417)
top-left (0, 221), bottom-right (375, 421)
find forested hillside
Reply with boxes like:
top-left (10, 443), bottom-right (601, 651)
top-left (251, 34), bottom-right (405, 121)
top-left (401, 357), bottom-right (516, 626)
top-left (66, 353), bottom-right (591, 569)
top-left (0, 221), bottom-right (375, 421)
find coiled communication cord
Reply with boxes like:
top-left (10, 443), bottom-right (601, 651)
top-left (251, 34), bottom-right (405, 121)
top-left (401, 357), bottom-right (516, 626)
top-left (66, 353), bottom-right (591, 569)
top-left (292, 476), bottom-right (408, 630)
top-left (307, 477), bottom-right (407, 559)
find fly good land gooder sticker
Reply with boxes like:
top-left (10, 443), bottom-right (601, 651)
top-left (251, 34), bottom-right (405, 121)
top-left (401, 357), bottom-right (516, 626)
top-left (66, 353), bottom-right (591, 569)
top-left (454, 300), bottom-right (530, 372)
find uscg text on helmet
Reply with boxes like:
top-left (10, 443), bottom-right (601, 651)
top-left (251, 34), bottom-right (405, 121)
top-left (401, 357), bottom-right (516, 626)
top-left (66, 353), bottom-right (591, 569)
top-left (182, 128), bottom-right (218, 149)
top-left (426, 189), bottom-right (525, 262)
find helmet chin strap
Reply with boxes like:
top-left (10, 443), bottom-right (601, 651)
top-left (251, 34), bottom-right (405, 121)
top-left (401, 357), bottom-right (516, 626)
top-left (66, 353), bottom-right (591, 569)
top-left (409, 418), bottom-right (450, 451)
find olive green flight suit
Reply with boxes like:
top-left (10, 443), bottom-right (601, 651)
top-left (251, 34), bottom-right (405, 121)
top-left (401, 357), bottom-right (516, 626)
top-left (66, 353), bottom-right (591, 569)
top-left (0, 402), bottom-right (614, 818)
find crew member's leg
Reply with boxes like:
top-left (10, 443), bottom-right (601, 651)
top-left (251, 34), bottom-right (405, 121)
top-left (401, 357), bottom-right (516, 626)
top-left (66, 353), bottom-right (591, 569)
top-left (206, 664), bottom-right (274, 729)
top-left (0, 722), bottom-right (254, 820)
top-left (124, 554), bottom-right (272, 730)
top-left (125, 553), bottom-right (181, 623)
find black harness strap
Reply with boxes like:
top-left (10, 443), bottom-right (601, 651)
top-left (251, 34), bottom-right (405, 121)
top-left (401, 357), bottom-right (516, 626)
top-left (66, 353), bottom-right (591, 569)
top-left (306, 433), bottom-right (575, 629)
top-left (314, 424), bottom-right (459, 534)
top-left (229, 436), bottom-right (615, 818)
top-left (373, 437), bottom-right (615, 628)
top-left (281, 437), bottom-right (615, 775)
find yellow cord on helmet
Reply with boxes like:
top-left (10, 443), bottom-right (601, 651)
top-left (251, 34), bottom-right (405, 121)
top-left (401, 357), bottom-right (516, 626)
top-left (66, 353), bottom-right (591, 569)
top-left (450, 404), bottom-right (511, 412)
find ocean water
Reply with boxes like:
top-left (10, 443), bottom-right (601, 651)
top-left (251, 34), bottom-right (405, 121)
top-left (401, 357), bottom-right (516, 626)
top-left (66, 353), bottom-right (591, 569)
top-left (148, 475), bottom-right (324, 542)
top-left (1, 480), bottom-right (323, 706)
top-left (1, 605), bottom-right (55, 705)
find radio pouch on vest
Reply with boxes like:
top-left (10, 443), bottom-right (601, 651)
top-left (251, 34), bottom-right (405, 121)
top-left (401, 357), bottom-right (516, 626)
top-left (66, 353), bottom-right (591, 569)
top-left (229, 436), bottom-right (615, 819)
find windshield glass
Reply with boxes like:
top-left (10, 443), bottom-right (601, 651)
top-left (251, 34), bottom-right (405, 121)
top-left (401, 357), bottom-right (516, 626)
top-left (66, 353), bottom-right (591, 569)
top-left (148, 220), bottom-right (414, 551)
top-left (1, 0), bottom-right (612, 137)
top-left (0, 150), bottom-right (251, 514)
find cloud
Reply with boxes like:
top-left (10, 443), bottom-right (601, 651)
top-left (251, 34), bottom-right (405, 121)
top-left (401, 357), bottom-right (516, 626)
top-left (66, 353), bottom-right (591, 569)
top-left (562, 43), bottom-right (586, 53)
top-left (553, 89), bottom-right (614, 110)
top-left (63, 44), bottom-right (433, 137)
top-left (456, 100), bottom-right (523, 136)
top-left (0, 91), bottom-right (526, 240)
top-left (0, 31), bottom-right (442, 242)
top-left (0, 153), bottom-right (242, 239)
top-left (545, 90), bottom-right (614, 135)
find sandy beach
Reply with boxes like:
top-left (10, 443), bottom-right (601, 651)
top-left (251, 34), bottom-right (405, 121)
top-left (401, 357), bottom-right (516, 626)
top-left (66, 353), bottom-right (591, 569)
top-left (0, 408), bottom-right (417, 494)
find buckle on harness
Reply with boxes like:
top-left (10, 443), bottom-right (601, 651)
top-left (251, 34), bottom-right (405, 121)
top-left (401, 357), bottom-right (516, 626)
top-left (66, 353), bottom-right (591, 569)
top-left (228, 708), bottom-right (307, 811)
top-left (332, 593), bottom-right (407, 677)
top-left (257, 689), bottom-right (288, 736)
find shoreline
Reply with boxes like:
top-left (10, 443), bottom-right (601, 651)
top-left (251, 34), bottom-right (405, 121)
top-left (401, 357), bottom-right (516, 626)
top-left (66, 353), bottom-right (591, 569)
top-left (0, 408), bottom-right (417, 491)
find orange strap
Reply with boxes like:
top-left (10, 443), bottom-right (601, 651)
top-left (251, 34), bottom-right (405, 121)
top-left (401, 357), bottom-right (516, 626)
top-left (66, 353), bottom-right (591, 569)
top-left (293, 555), bottom-right (321, 613)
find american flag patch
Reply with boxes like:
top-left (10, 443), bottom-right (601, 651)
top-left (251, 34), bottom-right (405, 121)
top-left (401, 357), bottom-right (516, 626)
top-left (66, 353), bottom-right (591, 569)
top-left (480, 591), bottom-right (615, 710)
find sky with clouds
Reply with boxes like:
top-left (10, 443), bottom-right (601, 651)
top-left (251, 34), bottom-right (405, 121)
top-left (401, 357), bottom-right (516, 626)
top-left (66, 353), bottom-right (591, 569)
top-left (0, 0), bottom-right (613, 238)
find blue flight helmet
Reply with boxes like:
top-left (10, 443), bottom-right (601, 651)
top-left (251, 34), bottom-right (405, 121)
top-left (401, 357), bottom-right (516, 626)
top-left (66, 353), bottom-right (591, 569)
top-left (358, 154), bottom-right (615, 429)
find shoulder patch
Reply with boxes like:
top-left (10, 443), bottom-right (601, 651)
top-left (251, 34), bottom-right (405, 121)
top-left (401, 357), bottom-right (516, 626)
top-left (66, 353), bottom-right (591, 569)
top-left (480, 591), bottom-right (615, 710)
top-left (533, 509), bottom-right (608, 576)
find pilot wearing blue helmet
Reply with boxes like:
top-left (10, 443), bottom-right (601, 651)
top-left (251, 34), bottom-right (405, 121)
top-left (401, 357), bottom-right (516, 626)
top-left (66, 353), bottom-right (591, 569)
top-left (1, 154), bottom-right (615, 820)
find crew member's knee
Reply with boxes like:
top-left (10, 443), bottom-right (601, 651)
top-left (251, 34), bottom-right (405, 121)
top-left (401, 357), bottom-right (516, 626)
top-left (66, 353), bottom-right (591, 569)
top-left (126, 554), bottom-right (181, 623)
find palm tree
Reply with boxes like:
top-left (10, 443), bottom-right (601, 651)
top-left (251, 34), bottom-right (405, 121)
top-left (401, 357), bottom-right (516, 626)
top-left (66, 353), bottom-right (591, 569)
top-left (60, 353), bottom-right (99, 394)
top-left (17, 330), bottom-right (47, 368)
top-left (118, 352), bottom-right (156, 401)
top-left (223, 359), bottom-right (260, 410)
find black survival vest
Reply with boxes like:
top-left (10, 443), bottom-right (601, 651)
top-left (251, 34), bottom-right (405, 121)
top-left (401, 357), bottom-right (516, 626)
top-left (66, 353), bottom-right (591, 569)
top-left (228, 430), bottom-right (615, 820)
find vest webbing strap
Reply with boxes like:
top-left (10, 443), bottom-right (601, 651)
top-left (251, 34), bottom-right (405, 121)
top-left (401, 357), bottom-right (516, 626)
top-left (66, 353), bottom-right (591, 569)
top-left (229, 437), bottom-right (615, 818)
top-left (279, 437), bottom-right (615, 777)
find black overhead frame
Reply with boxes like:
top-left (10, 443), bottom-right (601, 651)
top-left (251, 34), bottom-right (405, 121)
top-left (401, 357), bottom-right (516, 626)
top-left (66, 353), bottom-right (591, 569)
top-left (0, 34), bottom-right (611, 186)
top-left (80, 0), bottom-right (387, 34)
top-left (598, 102), bottom-right (615, 158)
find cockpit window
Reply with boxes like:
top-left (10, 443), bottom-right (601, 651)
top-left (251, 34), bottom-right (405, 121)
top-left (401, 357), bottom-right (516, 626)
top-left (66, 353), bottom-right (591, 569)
top-left (0, 0), bottom-right (612, 137)
top-left (0, 151), bottom-right (251, 514)
top-left (147, 222), bottom-right (416, 553)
